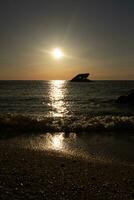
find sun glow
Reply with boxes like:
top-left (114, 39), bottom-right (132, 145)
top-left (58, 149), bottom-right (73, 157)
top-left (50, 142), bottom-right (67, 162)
top-left (52, 48), bottom-right (63, 59)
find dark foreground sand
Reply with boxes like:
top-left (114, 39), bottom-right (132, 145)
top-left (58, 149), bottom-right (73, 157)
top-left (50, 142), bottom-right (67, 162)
top-left (0, 142), bottom-right (134, 200)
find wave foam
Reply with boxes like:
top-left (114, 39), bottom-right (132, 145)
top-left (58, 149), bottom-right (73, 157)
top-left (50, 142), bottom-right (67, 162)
top-left (0, 114), bottom-right (134, 134)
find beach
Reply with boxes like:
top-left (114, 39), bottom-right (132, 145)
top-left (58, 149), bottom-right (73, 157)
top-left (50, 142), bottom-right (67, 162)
top-left (0, 80), bottom-right (134, 199)
top-left (0, 138), bottom-right (134, 200)
top-left (1, 0), bottom-right (134, 198)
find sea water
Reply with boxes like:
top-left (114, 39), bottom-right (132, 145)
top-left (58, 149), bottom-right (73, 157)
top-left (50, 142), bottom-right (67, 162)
top-left (0, 80), bottom-right (134, 117)
top-left (0, 80), bottom-right (134, 164)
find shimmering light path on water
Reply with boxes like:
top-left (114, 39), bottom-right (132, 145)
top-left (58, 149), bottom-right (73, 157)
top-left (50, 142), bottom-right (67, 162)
top-left (0, 80), bottom-right (134, 117)
top-left (48, 80), bottom-right (69, 117)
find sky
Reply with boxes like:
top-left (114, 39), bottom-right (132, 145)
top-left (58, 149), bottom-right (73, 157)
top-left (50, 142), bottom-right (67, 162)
top-left (0, 0), bottom-right (134, 80)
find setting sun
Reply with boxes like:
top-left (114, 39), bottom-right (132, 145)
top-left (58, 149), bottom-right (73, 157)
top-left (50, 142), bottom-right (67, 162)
top-left (52, 48), bottom-right (63, 59)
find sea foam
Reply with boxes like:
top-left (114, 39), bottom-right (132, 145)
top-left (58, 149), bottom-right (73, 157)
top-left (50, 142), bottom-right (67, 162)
top-left (0, 114), bottom-right (134, 134)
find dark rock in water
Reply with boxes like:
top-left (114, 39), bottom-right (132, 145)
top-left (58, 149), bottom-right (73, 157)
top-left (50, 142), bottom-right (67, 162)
top-left (116, 92), bottom-right (134, 105)
top-left (116, 95), bottom-right (128, 104)
top-left (70, 73), bottom-right (93, 82)
top-left (128, 92), bottom-right (134, 103)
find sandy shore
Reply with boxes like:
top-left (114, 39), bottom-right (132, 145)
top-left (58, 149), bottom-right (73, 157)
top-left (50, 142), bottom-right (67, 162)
top-left (0, 142), bottom-right (134, 200)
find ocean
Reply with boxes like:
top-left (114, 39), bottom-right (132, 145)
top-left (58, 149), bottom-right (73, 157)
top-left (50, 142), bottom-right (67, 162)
top-left (0, 80), bottom-right (134, 164)
top-left (0, 80), bottom-right (134, 119)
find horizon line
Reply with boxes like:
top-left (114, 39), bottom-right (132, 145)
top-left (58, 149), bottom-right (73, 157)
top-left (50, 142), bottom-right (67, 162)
top-left (0, 79), bottom-right (134, 81)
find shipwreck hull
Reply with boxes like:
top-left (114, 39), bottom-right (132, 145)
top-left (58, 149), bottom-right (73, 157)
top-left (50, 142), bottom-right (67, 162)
top-left (70, 73), bottom-right (93, 82)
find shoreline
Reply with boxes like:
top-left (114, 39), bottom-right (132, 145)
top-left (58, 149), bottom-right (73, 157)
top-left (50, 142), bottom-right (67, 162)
top-left (0, 142), bottom-right (134, 200)
top-left (0, 114), bottom-right (134, 137)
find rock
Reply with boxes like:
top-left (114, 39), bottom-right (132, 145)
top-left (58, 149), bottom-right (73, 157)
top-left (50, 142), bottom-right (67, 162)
top-left (116, 92), bottom-right (134, 105)
top-left (116, 95), bottom-right (128, 104)
top-left (128, 92), bottom-right (134, 103)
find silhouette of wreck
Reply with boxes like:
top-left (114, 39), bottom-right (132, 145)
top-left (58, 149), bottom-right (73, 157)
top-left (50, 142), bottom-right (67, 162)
top-left (70, 73), bottom-right (93, 82)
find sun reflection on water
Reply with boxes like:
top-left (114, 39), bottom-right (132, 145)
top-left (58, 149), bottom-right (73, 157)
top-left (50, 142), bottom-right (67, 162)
top-left (48, 80), bottom-right (68, 117)
top-left (45, 132), bottom-right (77, 152)
top-left (23, 132), bottom-right (89, 159)
top-left (46, 132), bottom-right (65, 151)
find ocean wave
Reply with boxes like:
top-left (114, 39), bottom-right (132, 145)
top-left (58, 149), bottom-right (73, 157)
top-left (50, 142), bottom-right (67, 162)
top-left (0, 114), bottom-right (134, 134)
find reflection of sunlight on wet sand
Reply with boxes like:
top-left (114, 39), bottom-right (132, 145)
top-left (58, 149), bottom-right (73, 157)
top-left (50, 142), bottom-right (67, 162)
top-left (48, 80), bottom-right (68, 117)
top-left (32, 132), bottom-right (90, 160)
top-left (46, 133), bottom-right (64, 150)
top-left (45, 132), bottom-right (89, 159)
top-left (6, 134), bottom-right (115, 163)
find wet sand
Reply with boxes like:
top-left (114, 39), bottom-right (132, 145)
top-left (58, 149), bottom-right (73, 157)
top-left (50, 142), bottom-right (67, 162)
top-left (0, 142), bottom-right (134, 200)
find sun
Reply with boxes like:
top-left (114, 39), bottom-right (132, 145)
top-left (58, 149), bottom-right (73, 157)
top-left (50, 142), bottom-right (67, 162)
top-left (52, 48), bottom-right (63, 59)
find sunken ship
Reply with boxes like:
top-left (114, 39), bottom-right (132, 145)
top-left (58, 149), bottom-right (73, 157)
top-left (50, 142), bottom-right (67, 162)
top-left (70, 73), bottom-right (93, 82)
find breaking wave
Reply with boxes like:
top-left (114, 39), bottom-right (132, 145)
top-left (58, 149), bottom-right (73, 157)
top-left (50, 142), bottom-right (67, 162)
top-left (0, 114), bottom-right (134, 135)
